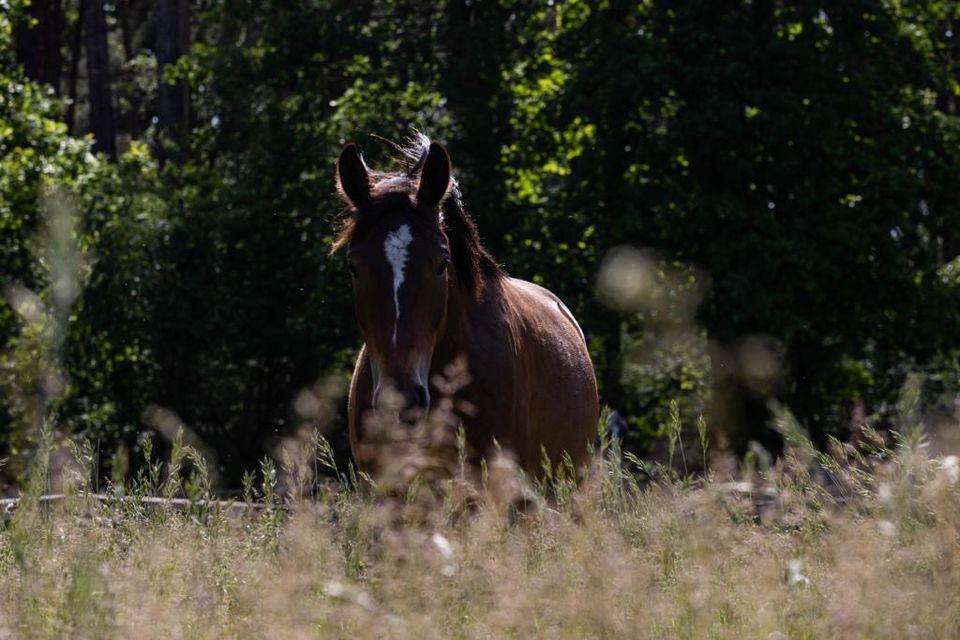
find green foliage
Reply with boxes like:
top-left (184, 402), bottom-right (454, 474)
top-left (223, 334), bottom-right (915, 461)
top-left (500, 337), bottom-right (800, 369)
top-left (504, 1), bottom-right (960, 443)
top-left (0, 6), bottom-right (92, 343)
top-left (2, 1), bottom-right (960, 486)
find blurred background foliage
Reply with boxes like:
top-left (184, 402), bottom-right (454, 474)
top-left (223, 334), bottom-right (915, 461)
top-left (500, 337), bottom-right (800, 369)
top-left (2, 0), bottom-right (959, 486)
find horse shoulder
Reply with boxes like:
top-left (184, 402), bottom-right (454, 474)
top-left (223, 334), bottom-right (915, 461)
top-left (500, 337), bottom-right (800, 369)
top-left (502, 278), bottom-right (588, 350)
top-left (499, 278), bottom-right (599, 467)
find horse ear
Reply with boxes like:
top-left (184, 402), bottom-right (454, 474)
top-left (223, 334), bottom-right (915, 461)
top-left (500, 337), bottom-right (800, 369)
top-left (336, 143), bottom-right (371, 209)
top-left (416, 142), bottom-right (452, 213)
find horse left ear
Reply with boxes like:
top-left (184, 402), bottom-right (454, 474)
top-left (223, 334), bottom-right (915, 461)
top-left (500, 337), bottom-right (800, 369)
top-left (416, 143), bottom-right (452, 213)
top-left (336, 143), bottom-right (372, 210)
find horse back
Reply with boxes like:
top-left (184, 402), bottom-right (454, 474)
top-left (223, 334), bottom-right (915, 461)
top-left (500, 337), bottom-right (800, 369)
top-left (489, 278), bottom-right (599, 470)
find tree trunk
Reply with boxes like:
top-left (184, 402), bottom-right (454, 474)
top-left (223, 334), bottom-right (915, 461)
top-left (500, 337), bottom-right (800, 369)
top-left (14, 0), bottom-right (64, 92)
top-left (45, 1), bottom-right (65, 92)
top-left (439, 1), bottom-right (511, 253)
top-left (13, 8), bottom-right (39, 80)
top-left (155, 0), bottom-right (188, 163)
top-left (116, 0), bottom-right (135, 61)
top-left (83, 0), bottom-right (117, 160)
top-left (66, 0), bottom-right (85, 133)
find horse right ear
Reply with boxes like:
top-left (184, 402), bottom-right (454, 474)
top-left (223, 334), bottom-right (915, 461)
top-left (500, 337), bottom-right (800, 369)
top-left (416, 142), bottom-right (452, 213)
top-left (336, 143), bottom-right (371, 209)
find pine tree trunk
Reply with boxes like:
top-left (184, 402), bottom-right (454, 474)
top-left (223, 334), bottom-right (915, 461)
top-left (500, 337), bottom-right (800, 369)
top-left (13, 12), bottom-right (38, 80)
top-left (14, 0), bottom-right (64, 92)
top-left (156, 0), bottom-right (187, 163)
top-left (440, 1), bottom-right (510, 253)
top-left (83, 0), bottom-right (117, 159)
top-left (66, 0), bottom-right (85, 133)
top-left (45, 1), bottom-right (65, 92)
top-left (116, 0), bottom-right (134, 61)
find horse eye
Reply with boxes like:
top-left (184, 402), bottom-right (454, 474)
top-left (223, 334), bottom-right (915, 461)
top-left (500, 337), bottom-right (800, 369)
top-left (437, 260), bottom-right (449, 276)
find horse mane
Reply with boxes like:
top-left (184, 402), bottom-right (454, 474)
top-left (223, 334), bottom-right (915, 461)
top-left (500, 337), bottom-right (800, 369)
top-left (331, 133), bottom-right (504, 298)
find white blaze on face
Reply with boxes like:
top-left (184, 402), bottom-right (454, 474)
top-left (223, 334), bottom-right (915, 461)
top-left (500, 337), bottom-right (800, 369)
top-left (384, 224), bottom-right (413, 346)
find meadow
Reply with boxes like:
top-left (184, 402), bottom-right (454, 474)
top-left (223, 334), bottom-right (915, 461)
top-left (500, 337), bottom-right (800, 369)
top-left (4, 3), bottom-right (960, 637)
top-left (2, 404), bottom-right (959, 640)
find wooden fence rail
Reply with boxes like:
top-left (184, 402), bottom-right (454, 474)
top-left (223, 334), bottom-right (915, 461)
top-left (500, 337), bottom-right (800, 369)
top-left (0, 493), bottom-right (275, 522)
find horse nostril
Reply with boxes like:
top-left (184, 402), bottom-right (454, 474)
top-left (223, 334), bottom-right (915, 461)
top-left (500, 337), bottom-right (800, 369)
top-left (412, 385), bottom-right (428, 409)
top-left (375, 383), bottom-right (429, 415)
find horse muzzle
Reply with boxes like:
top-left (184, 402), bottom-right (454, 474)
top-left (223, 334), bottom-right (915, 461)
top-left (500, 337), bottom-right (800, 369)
top-left (373, 378), bottom-right (431, 419)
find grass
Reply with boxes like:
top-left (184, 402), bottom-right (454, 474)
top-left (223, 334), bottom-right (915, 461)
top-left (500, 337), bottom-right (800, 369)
top-left (1, 412), bottom-right (960, 640)
top-left (3, 194), bottom-right (959, 637)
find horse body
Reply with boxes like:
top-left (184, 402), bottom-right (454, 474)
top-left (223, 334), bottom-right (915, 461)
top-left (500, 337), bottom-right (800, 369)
top-left (336, 135), bottom-right (598, 476)
top-left (349, 275), bottom-right (598, 474)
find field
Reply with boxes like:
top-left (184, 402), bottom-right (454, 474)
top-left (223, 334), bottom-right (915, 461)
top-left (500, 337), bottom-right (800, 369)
top-left (2, 412), bottom-right (959, 640)
top-left (5, 3), bottom-right (960, 638)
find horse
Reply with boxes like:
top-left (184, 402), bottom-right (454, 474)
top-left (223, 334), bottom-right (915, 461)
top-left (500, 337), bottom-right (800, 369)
top-left (332, 134), bottom-right (599, 477)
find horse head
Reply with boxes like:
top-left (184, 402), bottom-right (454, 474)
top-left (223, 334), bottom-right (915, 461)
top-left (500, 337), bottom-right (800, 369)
top-left (335, 140), bottom-right (454, 419)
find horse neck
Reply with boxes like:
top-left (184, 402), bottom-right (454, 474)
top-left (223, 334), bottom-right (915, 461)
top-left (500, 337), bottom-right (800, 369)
top-left (432, 268), bottom-right (494, 371)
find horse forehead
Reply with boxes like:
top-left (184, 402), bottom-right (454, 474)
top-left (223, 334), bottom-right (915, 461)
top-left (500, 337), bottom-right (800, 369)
top-left (376, 216), bottom-right (442, 257)
top-left (384, 224), bottom-right (414, 269)
top-left (353, 212), bottom-right (443, 264)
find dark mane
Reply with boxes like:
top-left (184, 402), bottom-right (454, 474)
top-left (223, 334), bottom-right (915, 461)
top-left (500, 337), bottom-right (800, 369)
top-left (331, 133), bottom-right (505, 298)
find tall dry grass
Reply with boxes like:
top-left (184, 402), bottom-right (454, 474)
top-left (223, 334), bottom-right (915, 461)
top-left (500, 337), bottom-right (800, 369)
top-left (2, 407), bottom-right (960, 640)
top-left (4, 185), bottom-right (960, 638)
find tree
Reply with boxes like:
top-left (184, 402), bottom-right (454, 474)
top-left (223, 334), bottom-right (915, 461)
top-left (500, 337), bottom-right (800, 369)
top-left (518, 1), bottom-right (960, 448)
top-left (65, 0), bottom-right (84, 133)
top-left (155, 0), bottom-right (187, 162)
top-left (3, 1), bottom-right (960, 486)
top-left (1, 1), bottom-right (100, 473)
top-left (13, 0), bottom-right (64, 91)
top-left (83, 0), bottom-right (117, 159)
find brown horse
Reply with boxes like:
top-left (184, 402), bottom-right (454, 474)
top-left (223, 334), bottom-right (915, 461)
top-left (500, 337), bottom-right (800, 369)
top-left (333, 134), bottom-right (599, 476)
